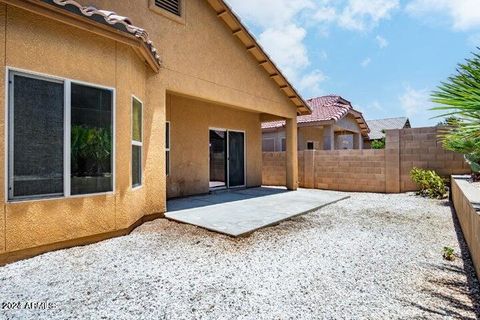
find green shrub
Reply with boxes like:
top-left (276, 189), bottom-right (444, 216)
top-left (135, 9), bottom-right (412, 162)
top-left (410, 167), bottom-right (448, 199)
top-left (371, 138), bottom-right (385, 149)
top-left (443, 246), bottom-right (455, 261)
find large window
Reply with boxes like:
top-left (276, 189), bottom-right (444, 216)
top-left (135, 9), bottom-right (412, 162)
top-left (132, 97), bottom-right (143, 188)
top-left (8, 70), bottom-right (114, 201)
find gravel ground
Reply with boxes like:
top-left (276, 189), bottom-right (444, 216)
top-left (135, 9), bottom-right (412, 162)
top-left (0, 192), bottom-right (479, 319)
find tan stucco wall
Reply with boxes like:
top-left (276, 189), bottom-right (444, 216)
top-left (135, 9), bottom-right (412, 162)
top-left (298, 127), bottom-right (324, 150)
top-left (1, 6), bottom-right (161, 252)
top-left (166, 94), bottom-right (262, 198)
top-left (262, 126), bottom-right (325, 151)
top-left (0, 0), bottom-right (298, 258)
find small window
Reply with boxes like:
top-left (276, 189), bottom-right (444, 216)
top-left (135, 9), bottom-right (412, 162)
top-left (307, 141), bottom-right (314, 150)
top-left (132, 97), bottom-right (143, 188)
top-left (166, 122), bottom-right (170, 176)
top-left (281, 138), bottom-right (286, 152)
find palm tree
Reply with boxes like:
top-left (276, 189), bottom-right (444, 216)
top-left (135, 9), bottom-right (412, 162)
top-left (432, 49), bottom-right (480, 177)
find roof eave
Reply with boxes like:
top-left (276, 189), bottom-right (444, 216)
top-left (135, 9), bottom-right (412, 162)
top-left (1, 0), bottom-right (161, 73)
top-left (207, 0), bottom-right (311, 116)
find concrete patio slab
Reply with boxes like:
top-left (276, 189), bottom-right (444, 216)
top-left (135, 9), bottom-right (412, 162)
top-left (166, 187), bottom-right (349, 237)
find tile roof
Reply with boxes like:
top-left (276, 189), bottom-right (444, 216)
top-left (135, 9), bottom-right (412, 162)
top-left (366, 117), bottom-right (411, 140)
top-left (43, 0), bottom-right (161, 67)
top-left (262, 95), bottom-right (369, 134)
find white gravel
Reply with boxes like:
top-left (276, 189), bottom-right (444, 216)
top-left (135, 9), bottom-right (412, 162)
top-left (0, 192), bottom-right (479, 319)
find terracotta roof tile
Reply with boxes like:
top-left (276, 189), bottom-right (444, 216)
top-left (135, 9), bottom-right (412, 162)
top-left (262, 95), bottom-right (352, 129)
top-left (47, 0), bottom-right (161, 66)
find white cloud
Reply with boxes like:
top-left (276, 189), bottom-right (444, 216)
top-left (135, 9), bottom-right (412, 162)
top-left (226, 0), bottom-right (314, 28)
top-left (298, 70), bottom-right (327, 97)
top-left (376, 35), bottom-right (389, 48)
top-left (406, 0), bottom-right (480, 31)
top-left (258, 25), bottom-right (309, 80)
top-left (227, 0), bottom-right (329, 96)
top-left (361, 57), bottom-right (372, 67)
top-left (337, 0), bottom-right (400, 31)
top-left (398, 85), bottom-right (438, 124)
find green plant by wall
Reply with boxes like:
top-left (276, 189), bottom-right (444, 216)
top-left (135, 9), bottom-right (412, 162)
top-left (71, 125), bottom-right (112, 176)
top-left (431, 49), bottom-right (480, 179)
top-left (443, 246), bottom-right (455, 261)
top-left (371, 138), bottom-right (385, 149)
top-left (410, 167), bottom-right (448, 199)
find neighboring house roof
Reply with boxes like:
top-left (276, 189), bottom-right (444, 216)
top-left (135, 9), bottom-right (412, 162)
top-left (262, 95), bottom-right (370, 136)
top-left (206, 0), bottom-right (311, 116)
top-left (6, 0), bottom-right (161, 72)
top-left (367, 117), bottom-right (411, 140)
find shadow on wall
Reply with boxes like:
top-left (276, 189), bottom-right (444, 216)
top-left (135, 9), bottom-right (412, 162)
top-left (401, 205), bottom-right (480, 318)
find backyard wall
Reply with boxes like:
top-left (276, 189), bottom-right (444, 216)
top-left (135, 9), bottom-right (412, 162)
top-left (263, 127), bottom-right (470, 193)
top-left (451, 177), bottom-right (480, 278)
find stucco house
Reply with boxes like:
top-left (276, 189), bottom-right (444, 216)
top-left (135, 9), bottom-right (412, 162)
top-left (364, 117), bottom-right (411, 148)
top-left (0, 0), bottom-right (310, 264)
top-left (262, 95), bottom-right (369, 151)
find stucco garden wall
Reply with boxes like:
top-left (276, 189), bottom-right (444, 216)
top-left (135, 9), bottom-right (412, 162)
top-left (263, 127), bottom-right (470, 192)
top-left (451, 177), bottom-right (480, 278)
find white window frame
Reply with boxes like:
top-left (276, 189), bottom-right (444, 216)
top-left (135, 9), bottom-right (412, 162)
top-left (131, 95), bottom-right (143, 189)
top-left (5, 67), bottom-right (116, 202)
top-left (166, 121), bottom-right (170, 176)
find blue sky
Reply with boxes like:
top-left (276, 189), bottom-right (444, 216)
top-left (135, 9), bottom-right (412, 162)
top-left (225, 0), bottom-right (480, 127)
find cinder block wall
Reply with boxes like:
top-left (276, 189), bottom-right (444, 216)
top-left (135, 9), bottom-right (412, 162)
top-left (262, 126), bottom-right (470, 193)
top-left (314, 150), bottom-right (386, 192)
top-left (399, 127), bottom-right (469, 192)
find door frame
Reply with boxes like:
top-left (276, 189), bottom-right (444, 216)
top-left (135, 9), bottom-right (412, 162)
top-left (208, 127), bottom-right (246, 190)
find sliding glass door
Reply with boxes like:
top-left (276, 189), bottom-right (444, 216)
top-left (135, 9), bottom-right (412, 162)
top-left (228, 131), bottom-right (245, 188)
top-left (209, 129), bottom-right (245, 189)
top-left (209, 130), bottom-right (227, 189)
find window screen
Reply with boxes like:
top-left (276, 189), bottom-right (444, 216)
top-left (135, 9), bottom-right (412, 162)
top-left (10, 74), bottom-right (64, 199)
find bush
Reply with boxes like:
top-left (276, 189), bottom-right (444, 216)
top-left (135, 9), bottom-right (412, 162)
top-left (410, 167), bottom-right (448, 199)
top-left (443, 246), bottom-right (455, 261)
top-left (371, 138), bottom-right (385, 149)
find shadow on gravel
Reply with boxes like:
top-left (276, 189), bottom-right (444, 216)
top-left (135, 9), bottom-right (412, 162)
top-left (402, 204), bottom-right (480, 319)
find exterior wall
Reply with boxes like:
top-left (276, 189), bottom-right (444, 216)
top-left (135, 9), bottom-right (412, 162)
top-left (298, 126), bottom-right (324, 150)
top-left (263, 127), bottom-right (470, 193)
top-left (166, 94), bottom-right (262, 198)
top-left (336, 114), bottom-right (360, 133)
top-left (263, 130), bottom-right (286, 152)
top-left (399, 127), bottom-right (469, 192)
top-left (0, 0), bottom-right (299, 261)
top-left (314, 150), bottom-right (386, 192)
top-left (451, 177), bottom-right (480, 279)
top-left (262, 113), bottom-right (364, 152)
top-left (2, 6), bottom-right (159, 252)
